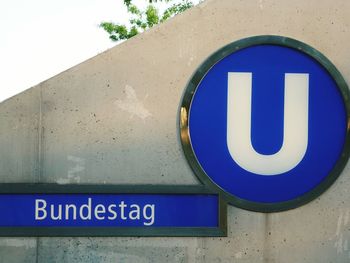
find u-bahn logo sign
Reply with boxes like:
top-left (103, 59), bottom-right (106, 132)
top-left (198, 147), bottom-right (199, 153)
top-left (180, 35), bottom-right (350, 212)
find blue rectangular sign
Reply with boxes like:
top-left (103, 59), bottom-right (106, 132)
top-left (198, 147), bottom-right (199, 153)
top-left (0, 194), bottom-right (218, 228)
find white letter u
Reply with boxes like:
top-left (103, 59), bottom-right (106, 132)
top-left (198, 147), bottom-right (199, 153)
top-left (227, 72), bottom-right (309, 175)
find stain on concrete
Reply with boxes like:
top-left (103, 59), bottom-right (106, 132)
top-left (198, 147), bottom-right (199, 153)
top-left (56, 155), bottom-right (85, 184)
top-left (114, 85), bottom-right (151, 120)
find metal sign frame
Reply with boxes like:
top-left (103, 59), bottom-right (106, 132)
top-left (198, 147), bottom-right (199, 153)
top-left (0, 184), bottom-right (227, 237)
top-left (179, 35), bottom-right (350, 212)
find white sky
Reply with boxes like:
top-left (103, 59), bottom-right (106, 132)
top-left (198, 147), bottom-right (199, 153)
top-left (0, 0), bottom-right (199, 102)
top-left (0, 0), bottom-right (128, 102)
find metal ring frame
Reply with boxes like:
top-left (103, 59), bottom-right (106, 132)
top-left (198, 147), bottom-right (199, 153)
top-left (179, 35), bottom-right (350, 212)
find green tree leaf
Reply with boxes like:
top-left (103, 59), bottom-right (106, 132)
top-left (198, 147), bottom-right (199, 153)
top-left (101, 0), bottom-right (202, 42)
top-left (146, 5), bottom-right (159, 27)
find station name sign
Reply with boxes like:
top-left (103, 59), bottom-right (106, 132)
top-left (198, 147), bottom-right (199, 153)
top-left (0, 185), bottom-right (226, 237)
top-left (2, 193), bottom-right (220, 228)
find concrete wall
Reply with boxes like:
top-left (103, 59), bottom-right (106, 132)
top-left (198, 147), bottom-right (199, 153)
top-left (1, 0), bottom-right (350, 262)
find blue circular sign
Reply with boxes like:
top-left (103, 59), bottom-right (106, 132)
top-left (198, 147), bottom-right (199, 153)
top-left (180, 36), bottom-right (350, 212)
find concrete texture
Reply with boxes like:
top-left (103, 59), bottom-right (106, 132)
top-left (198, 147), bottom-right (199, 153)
top-left (1, 0), bottom-right (350, 262)
top-left (0, 238), bottom-right (37, 263)
top-left (0, 88), bottom-right (40, 183)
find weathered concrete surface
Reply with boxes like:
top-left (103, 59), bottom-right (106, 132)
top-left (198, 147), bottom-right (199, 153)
top-left (0, 238), bottom-right (37, 263)
top-left (1, 0), bottom-right (350, 262)
top-left (0, 88), bottom-right (40, 183)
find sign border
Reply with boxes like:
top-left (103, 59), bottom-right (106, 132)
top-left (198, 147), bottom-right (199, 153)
top-left (0, 184), bottom-right (227, 237)
top-left (179, 35), bottom-right (350, 212)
